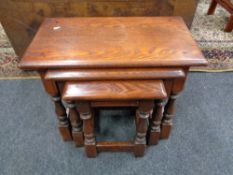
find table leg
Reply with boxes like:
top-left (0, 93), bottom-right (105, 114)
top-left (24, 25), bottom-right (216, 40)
top-left (78, 102), bottom-right (97, 158)
top-left (224, 15), bottom-right (233, 33)
top-left (39, 72), bottom-right (72, 141)
top-left (148, 100), bottom-right (166, 145)
top-left (207, 0), bottom-right (217, 15)
top-left (134, 100), bottom-right (153, 157)
top-left (66, 101), bottom-right (84, 147)
top-left (161, 69), bottom-right (189, 139)
top-left (160, 93), bottom-right (179, 139)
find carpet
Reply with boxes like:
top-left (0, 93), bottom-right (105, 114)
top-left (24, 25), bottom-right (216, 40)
top-left (0, 73), bottom-right (232, 175)
top-left (0, 0), bottom-right (233, 79)
top-left (190, 0), bottom-right (233, 72)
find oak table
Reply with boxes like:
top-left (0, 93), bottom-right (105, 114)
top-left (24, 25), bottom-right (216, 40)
top-left (19, 17), bottom-right (207, 144)
top-left (62, 80), bottom-right (167, 157)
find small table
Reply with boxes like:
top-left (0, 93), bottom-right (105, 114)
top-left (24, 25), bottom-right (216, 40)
top-left (19, 17), bottom-right (207, 142)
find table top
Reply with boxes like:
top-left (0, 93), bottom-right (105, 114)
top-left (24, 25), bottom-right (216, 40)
top-left (19, 17), bottom-right (207, 70)
top-left (62, 80), bottom-right (167, 101)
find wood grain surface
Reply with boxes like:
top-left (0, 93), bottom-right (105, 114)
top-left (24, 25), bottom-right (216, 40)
top-left (62, 80), bottom-right (167, 101)
top-left (44, 68), bottom-right (185, 81)
top-left (19, 17), bottom-right (207, 69)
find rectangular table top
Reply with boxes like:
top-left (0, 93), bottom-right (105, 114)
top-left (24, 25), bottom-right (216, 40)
top-left (19, 17), bottom-right (207, 70)
top-left (62, 80), bottom-right (167, 101)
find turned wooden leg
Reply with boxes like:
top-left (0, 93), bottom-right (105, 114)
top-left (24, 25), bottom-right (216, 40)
top-left (39, 71), bottom-right (72, 141)
top-left (224, 15), bottom-right (233, 32)
top-left (134, 100), bottom-right (153, 157)
top-left (161, 69), bottom-right (188, 139)
top-left (207, 0), bottom-right (217, 15)
top-left (78, 102), bottom-right (97, 158)
top-left (51, 95), bottom-right (72, 141)
top-left (160, 94), bottom-right (179, 139)
top-left (66, 101), bottom-right (84, 147)
top-left (148, 100), bottom-right (166, 145)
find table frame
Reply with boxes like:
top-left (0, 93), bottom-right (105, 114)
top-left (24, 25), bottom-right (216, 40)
top-left (39, 67), bottom-right (189, 141)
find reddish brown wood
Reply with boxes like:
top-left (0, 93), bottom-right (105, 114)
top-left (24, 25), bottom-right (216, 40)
top-left (91, 101), bottom-right (139, 108)
top-left (39, 71), bottom-right (58, 96)
top-left (78, 102), bottom-right (97, 158)
top-left (148, 100), bottom-right (166, 145)
top-left (0, 1), bottom-right (198, 57)
top-left (19, 17), bottom-right (207, 70)
top-left (225, 15), bottom-right (233, 32)
top-left (18, 17), bottom-right (208, 154)
top-left (44, 69), bottom-right (185, 144)
top-left (160, 94), bottom-right (178, 139)
top-left (163, 79), bottom-right (173, 97)
top-left (66, 101), bottom-right (84, 147)
top-left (44, 68), bottom-right (185, 81)
top-left (63, 80), bottom-right (165, 157)
top-left (160, 68), bottom-right (189, 139)
top-left (62, 80), bottom-right (167, 101)
top-left (216, 0), bottom-right (233, 13)
top-left (207, 0), bottom-right (218, 15)
top-left (134, 100), bottom-right (154, 157)
top-left (96, 141), bottom-right (134, 152)
top-left (207, 0), bottom-right (233, 32)
top-left (39, 71), bottom-right (72, 141)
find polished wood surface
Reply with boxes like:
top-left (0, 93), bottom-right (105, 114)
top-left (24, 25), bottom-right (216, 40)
top-left (62, 80), bottom-right (167, 101)
top-left (0, 0), bottom-right (198, 57)
top-left (19, 17), bottom-right (207, 70)
top-left (45, 68), bottom-right (185, 81)
top-left (207, 0), bottom-right (233, 32)
top-left (62, 79), bottom-right (165, 157)
top-left (18, 16), bottom-right (206, 154)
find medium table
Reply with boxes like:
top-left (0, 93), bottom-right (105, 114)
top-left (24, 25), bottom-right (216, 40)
top-left (19, 17), bottom-right (207, 142)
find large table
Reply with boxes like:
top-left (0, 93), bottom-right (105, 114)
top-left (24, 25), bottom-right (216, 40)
top-left (19, 17), bottom-right (207, 142)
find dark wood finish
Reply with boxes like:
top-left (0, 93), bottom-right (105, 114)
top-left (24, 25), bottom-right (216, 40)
top-left (19, 17), bottom-right (207, 70)
top-left (39, 71), bottom-right (58, 96)
top-left (225, 15), bottom-right (233, 32)
top-left (64, 81), bottom-right (165, 157)
top-left (163, 79), bottom-right (173, 97)
top-left (96, 141), bottom-right (134, 152)
top-left (44, 68), bottom-right (185, 81)
top-left (78, 102), bottom-right (97, 158)
top-left (160, 68), bottom-right (189, 139)
top-left (148, 100), bottom-right (166, 145)
top-left (0, 0), bottom-right (198, 57)
top-left (66, 101), bottom-right (84, 147)
top-left (207, 0), bottom-right (218, 15)
top-left (161, 94), bottom-right (179, 139)
top-left (44, 67), bottom-right (185, 142)
top-left (62, 80), bottom-right (167, 101)
top-left (91, 101), bottom-right (139, 108)
top-left (207, 0), bottom-right (233, 32)
top-left (134, 100), bottom-right (154, 157)
top-left (39, 71), bottom-right (72, 141)
top-left (18, 17), bottom-right (207, 154)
